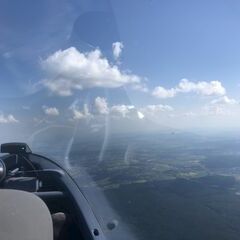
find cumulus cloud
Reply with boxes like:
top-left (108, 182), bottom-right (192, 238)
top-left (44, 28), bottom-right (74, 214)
top-left (202, 105), bottom-right (230, 116)
top-left (91, 103), bottom-right (143, 119)
top-left (81, 98), bottom-right (174, 120)
top-left (152, 87), bottom-right (176, 98)
top-left (0, 114), bottom-right (19, 123)
top-left (42, 47), bottom-right (142, 96)
top-left (112, 42), bottom-right (124, 60)
top-left (95, 97), bottom-right (109, 114)
top-left (210, 96), bottom-right (238, 105)
top-left (198, 95), bottom-right (238, 117)
top-left (69, 98), bottom-right (175, 121)
top-left (140, 105), bottom-right (174, 119)
top-left (110, 105), bottom-right (135, 118)
top-left (178, 79), bottom-right (226, 96)
top-left (152, 79), bottom-right (226, 98)
top-left (43, 106), bottom-right (59, 116)
top-left (141, 104), bottom-right (174, 113)
top-left (71, 104), bottom-right (92, 120)
top-left (109, 104), bottom-right (173, 120)
top-left (72, 109), bottom-right (86, 120)
top-left (94, 97), bottom-right (145, 119)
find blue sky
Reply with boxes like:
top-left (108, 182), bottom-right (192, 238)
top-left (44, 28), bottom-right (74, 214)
top-left (114, 0), bottom-right (240, 94)
top-left (1, 0), bottom-right (240, 131)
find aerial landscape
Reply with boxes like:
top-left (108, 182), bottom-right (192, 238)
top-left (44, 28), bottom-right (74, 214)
top-left (30, 128), bottom-right (240, 240)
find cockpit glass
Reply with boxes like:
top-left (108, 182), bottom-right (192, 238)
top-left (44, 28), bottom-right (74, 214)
top-left (2, 1), bottom-right (240, 239)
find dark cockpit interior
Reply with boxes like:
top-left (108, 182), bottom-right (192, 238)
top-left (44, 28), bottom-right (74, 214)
top-left (0, 143), bottom-right (99, 240)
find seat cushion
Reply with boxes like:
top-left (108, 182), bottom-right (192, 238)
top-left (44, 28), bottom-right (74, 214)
top-left (0, 189), bottom-right (53, 240)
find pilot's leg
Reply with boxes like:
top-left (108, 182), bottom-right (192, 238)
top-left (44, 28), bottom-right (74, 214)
top-left (52, 212), bottom-right (71, 240)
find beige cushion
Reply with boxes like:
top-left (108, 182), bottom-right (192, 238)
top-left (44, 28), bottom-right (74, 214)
top-left (0, 189), bottom-right (53, 240)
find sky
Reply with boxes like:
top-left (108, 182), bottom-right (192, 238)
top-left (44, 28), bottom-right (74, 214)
top-left (1, 0), bottom-right (240, 134)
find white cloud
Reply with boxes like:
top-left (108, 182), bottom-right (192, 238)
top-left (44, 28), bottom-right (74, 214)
top-left (112, 42), bottom-right (124, 60)
top-left (152, 79), bottom-right (226, 98)
top-left (177, 79), bottom-right (226, 96)
top-left (0, 114), bottom-right (19, 124)
top-left (202, 105), bottom-right (230, 116)
top-left (141, 104), bottom-right (174, 113)
top-left (110, 105), bottom-right (145, 119)
top-left (110, 105), bottom-right (135, 118)
top-left (42, 47), bottom-right (141, 96)
top-left (43, 106), bottom-right (59, 116)
top-left (210, 95), bottom-right (238, 105)
top-left (69, 100), bottom-right (174, 120)
top-left (109, 104), bottom-right (173, 119)
top-left (152, 86), bottom-right (176, 98)
top-left (95, 97), bottom-right (109, 114)
top-left (68, 99), bottom-right (175, 121)
top-left (72, 109), bottom-right (85, 120)
top-left (94, 97), bottom-right (145, 119)
top-left (195, 95), bottom-right (238, 117)
top-left (71, 104), bottom-right (92, 120)
top-left (140, 105), bottom-right (174, 119)
top-left (198, 95), bottom-right (238, 117)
